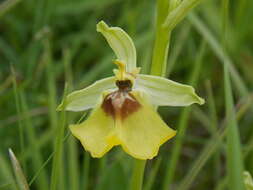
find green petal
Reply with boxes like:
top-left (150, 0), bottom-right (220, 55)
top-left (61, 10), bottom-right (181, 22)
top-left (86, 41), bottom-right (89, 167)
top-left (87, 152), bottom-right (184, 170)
top-left (96, 21), bottom-right (137, 72)
top-left (70, 102), bottom-right (117, 158)
top-left (57, 77), bottom-right (116, 111)
top-left (136, 74), bottom-right (204, 106)
top-left (118, 91), bottom-right (176, 160)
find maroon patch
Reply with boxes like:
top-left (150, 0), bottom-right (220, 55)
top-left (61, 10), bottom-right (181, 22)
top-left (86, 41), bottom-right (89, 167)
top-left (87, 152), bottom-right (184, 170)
top-left (101, 90), bottom-right (141, 120)
top-left (120, 94), bottom-right (141, 119)
top-left (116, 80), bottom-right (132, 91)
top-left (101, 95), bottom-right (115, 118)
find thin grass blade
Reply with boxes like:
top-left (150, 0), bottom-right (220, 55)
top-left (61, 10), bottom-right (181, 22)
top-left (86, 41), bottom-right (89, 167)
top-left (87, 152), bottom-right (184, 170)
top-left (8, 149), bottom-right (30, 190)
top-left (222, 0), bottom-right (245, 189)
top-left (188, 13), bottom-right (248, 97)
top-left (0, 0), bottom-right (21, 18)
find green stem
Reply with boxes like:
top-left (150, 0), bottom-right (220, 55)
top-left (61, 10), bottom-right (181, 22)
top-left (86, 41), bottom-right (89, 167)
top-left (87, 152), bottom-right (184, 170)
top-left (132, 0), bottom-right (191, 188)
top-left (150, 0), bottom-right (171, 76)
top-left (144, 0), bottom-right (173, 189)
top-left (129, 160), bottom-right (146, 190)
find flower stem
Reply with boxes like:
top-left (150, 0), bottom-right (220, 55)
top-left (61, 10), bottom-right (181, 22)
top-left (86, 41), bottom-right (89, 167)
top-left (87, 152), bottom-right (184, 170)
top-left (150, 0), bottom-right (171, 77)
top-left (129, 160), bottom-right (146, 190)
top-left (131, 0), bottom-right (184, 189)
top-left (130, 1), bottom-right (171, 190)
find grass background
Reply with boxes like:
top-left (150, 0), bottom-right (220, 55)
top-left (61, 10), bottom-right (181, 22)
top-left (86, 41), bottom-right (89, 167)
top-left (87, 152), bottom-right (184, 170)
top-left (0, 0), bottom-right (253, 189)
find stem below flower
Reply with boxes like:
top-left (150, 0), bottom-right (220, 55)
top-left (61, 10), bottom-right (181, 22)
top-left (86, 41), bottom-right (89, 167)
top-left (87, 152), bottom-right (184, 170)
top-left (130, 1), bottom-right (174, 189)
top-left (129, 160), bottom-right (146, 190)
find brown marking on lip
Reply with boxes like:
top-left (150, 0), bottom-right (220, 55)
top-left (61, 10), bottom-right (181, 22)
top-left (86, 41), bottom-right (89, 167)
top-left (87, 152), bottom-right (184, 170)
top-left (116, 80), bottom-right (132, 91)
top-left (120, 93), bottom-right (140, 119)
top-left (101, 80), bottom-right (141, 120)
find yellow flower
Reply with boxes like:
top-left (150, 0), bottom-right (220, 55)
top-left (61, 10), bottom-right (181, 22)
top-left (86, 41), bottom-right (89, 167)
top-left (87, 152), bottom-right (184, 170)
top-left (58, 21), bottom-right (204, 160)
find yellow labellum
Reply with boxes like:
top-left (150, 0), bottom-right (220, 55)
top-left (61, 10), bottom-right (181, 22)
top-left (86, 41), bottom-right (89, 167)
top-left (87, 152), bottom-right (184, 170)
top-left (70, 91), bottom-right (176, 160)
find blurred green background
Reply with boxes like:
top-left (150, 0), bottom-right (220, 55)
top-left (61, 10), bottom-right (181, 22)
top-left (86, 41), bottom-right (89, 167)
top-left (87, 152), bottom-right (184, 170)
top-left (0, 0), bottom-right (253, 189)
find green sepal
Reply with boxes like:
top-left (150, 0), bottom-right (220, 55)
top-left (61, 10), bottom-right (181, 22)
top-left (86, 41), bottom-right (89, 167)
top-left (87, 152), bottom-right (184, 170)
top-left (136, 74), bottom-right (204, 106)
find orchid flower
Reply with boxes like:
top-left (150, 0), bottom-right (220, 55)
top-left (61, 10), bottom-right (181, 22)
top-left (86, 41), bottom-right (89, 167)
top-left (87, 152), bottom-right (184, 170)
top-left (58, 21), bottom-right (204, 160)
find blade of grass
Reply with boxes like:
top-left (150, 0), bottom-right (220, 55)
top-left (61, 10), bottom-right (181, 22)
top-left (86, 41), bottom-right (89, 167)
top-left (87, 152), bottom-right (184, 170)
top-left (205, 81), bottom-right (219, 134)
top-left (223, 0), bottom-right (245, 189)
top-left (0, 74), bottom-right (12, 92)
top-left (205, 80), bottom-right (221, 182)
top-left (28, 152), bottom-right (53, 186)
top-left (188, 13), bottom-right (248, 97)
top-left (56, 0), bottom-right (119, 16)
top-left (162, 40), bottom-right (206, 190)
top-left (192, 107), bottom-right (212, 133)
top-left (1, 107), bottom-right (47, 127)
top-left (0, 0), bottom-right (21, 18)
top-left (45, 37), bottom-right (67, 190)
top-left (178, 93), bottom-right (252, 190)
top-left (0, 37), bottom-right (18, 64)
top-left (177, 126), bottom-right (226, 190)
top-left (8, 149), bottom-right (30, 190)
top-left (95, 157), bottom-right (108, 190)
top-left (63, 48), bottom-right (80, 190)
top-left (0, 152), bottom-right (18, 190)
top-left (235, 0), bottom-right (247, 32)
top-left (44, 39), bottom-right (58, 130)
top-left (144, 158), bottom-right (162, 190)
top-left (166, 23), bottom-right (191, 77)
top-left (82, 152), bottom-right (90, 190)
top-left (78, 55), bottom-right (114, 88)
top-left (21, 112), bottom-right (87, 161)
top-left (28, 132), bottom-right (72, 186)
top-left (19, 90), bottom-right (49, 189)
top-left (177, 2), bottom-right (247, 189)
top-left (43, 37), bottom-right (65, 189)
top-left (49, 83), bottom-right (68, 190)
top-left (214, 96), bottom-right (253, 190)
top-left (72, 109), bottom-right (89, 190)
top-left (11, 66), bottom-right (25, 172)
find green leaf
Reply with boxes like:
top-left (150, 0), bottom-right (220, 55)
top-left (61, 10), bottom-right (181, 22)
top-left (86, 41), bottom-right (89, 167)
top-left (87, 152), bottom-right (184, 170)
top-left (163, 0), bottom-right (202, 30)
